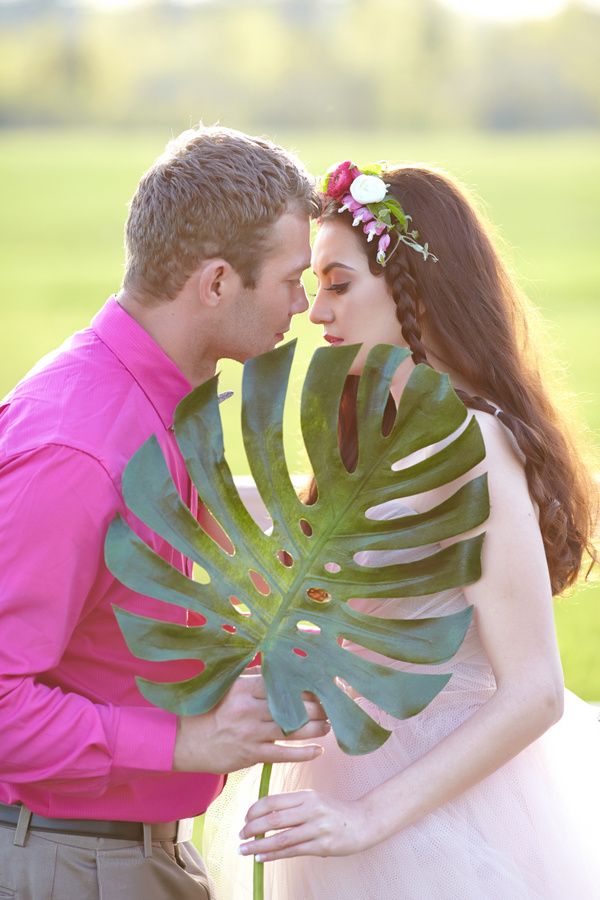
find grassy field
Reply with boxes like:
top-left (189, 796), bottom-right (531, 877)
top-left (1, 128), bottom-right (598, 697)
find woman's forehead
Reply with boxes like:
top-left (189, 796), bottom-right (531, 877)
top-left (311, 219), bottom-right (362, 270)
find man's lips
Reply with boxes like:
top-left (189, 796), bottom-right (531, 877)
top-left (324, 334), bottom-right (344, 345)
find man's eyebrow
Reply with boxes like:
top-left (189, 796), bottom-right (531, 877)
top-left (315, 262), bottom-right (356, 276)
top-left (287, 259), bottom-right (312, 277)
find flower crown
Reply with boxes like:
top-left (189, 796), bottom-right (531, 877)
top-left (320, 161), bottom-right (438, 267)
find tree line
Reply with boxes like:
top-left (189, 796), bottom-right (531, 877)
top-left (1, 0), bottom-right (599, 130)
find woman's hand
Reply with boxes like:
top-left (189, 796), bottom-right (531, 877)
top-left (238, 789), bottom-right (374, 862)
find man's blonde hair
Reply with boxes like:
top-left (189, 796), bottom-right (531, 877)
top-left (123, 126), bottom-right (318, 301)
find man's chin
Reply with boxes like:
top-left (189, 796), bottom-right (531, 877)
top-left (232, 343), bottom-right (277, 364)
top-left (259, 336), bottom-right (287, 355)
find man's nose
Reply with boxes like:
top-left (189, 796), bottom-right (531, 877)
top-left (292, 285), bottom-right (309, 316)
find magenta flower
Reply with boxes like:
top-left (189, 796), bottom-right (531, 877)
top-left (325, 161), bottom-right (361, 200)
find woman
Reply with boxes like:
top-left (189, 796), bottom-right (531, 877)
top-left (229, 162), bottom-right (600, 899)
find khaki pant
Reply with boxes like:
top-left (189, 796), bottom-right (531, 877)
top-left (0, 822), bottom-right (216, 899)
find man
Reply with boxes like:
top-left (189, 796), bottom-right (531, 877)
top-left (0, 126), bottom-right (327, 898)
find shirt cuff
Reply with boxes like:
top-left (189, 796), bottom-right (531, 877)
top-left (100, 704), bottom-right (178, 774)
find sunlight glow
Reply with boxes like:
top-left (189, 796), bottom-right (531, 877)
top-left (441, 0), bottom-right (567, 21)
top-left (80, 0), bottom-right (207, 7)
top-left (36, 0), bottom-right (600, 19)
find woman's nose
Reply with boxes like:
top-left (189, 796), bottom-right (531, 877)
top-left (309, 292), bottom-right (333, 325)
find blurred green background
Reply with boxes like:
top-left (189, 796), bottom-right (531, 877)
top-left (1, 0), bottom-right (598, 698)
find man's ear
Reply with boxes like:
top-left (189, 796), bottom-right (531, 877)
top-left (195, 258), bottom-right (238, 309)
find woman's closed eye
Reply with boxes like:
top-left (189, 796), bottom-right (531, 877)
top-left (325, 282), bottom-right (350, 295)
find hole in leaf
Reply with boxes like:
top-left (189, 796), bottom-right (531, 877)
top-left (222, 623), bottom-right (236, 634)
top-left (296, 620), bottom-right (320, 634)
top-left (230, 596), bottom-right (252, 617)
top-left (192, 564), bottom-right (211, 585)
top-left (293, 647), bottom-right (308, 658)
top-left (324, 561), bottom-right (341, 574)
top-left (278, 550), bottom-right (294, 568)
top-left (188, 611), bottom-right (207, 627)
top-left (307, 588), bottom-right (331, 604)
top-left (365, 499), bottom-right (412, 520)
top-left (249, 570), bottom-right (271, 595)
top-left (334, 674), bottom-right (352, 693)
top-left (299, 518), bottom-right (313, 537)
top-left (198, 505), bottom-right (235, 555)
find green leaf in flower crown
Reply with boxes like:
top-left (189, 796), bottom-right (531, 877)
top-left (368, 204), bottom-right (392, 226)
top-left (385, 198), bottom-right (408, 229)
top-left (361, 162), bottom-right (383, 176)
top-left (104, 342), bottom-right (488, 756)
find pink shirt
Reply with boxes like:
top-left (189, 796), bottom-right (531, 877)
top-left (0, 297), bottom-right (224, 822)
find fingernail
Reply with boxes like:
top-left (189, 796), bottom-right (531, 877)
top-left (238, 845), bottom-right (247, 855)
top-left (256, 854), bottom-right (264, 863)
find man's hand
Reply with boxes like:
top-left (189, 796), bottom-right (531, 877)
top-left (173, 674), bottom-right (329, 773)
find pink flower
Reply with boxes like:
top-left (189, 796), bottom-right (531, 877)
top-left (378, 234), bottom-right (391, 254)
top-left (363, 220), bottom-right (386, 241)
top-left (342, 194), bottom-right (362, 214)
top-left (352, 207), bottom-right (375, 225)
top-left (376, 233), bottom-right (392, 265)
top-left (325, 161), bottom-right (361, 200)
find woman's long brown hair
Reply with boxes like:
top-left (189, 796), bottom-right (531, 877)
top-left (311, 166), bottom-right (597, 596)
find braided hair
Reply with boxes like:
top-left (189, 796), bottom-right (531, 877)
top-left (315, 166), bottom-right (598, 596)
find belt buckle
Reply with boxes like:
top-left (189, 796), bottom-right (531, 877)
top-left (175, 818), bottom-right (194, 843)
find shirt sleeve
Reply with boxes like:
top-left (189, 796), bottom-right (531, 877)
top-left (0, 444), bottom-right (177, 797)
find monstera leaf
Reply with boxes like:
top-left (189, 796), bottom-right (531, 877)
top-left (105, 341), bottom-right (489, 755)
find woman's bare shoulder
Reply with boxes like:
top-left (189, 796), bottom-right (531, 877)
top-left (407, 408), bottom-right (529, 517)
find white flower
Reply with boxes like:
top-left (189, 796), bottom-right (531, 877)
top-left (350, 174), bottom-right (387, 204)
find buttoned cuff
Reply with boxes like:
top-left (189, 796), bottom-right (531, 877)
top-left (100, 704), bottom-right (178, 774)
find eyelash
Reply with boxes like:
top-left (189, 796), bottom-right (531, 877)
top-left (325, 282), bottom-right (349, 295)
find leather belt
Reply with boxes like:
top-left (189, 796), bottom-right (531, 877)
top-left (0, 802), bottom-right (194, 844)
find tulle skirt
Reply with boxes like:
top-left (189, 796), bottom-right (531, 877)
top-left (203, 689), bottom-right (600, 899)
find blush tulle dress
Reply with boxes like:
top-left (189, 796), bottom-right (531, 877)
top-left (203, 503), bottom-right (600, 900)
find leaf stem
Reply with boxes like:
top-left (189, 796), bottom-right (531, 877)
top-left (253, 762), bottom-right (273, 900)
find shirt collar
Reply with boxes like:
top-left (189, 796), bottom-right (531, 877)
top-left (91, 296), bottom-right (193, 430)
